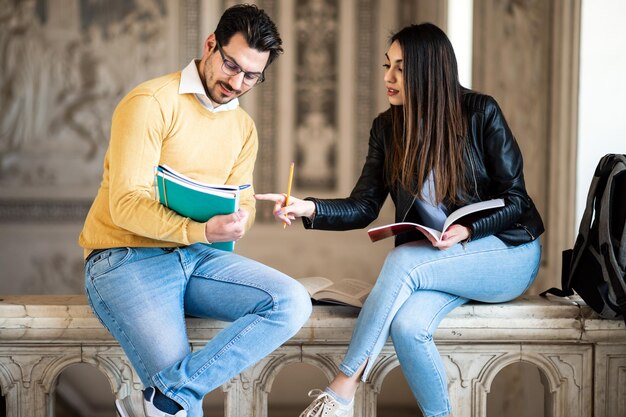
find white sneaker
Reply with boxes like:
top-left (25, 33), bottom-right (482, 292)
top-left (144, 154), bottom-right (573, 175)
top-left (299, 389), bottom-right (354, 417)
top-left (115, 395), bottom-right (143, 417)
top-left (143, 388), bottom-right (187, 417)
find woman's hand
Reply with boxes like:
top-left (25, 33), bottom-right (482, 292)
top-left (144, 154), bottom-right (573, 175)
top-left (254, 193), bottom-right (316, 226)
top-left (424, 224), bottom-right (471, 250)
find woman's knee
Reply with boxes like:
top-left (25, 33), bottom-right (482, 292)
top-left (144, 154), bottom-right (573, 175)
top-left (390, 312), bottom-right (432, 345)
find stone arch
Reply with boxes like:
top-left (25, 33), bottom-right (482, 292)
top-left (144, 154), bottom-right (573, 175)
top-left (358, 348), bottom-right (402, 417)
top-left (471, 349), bottom-right (586, 417)
top-left (46, 358), bottom-right (120, 416)
top-left (26, 344), bottom-right (141, 415)
top-left (366, 350), bottom-right (401, 395)
top-left (2, 348), bottom-right (84, 417)
top-left (519, 349), bottom-right (591, 417)
top-left (299, 350), bottom-right (344, 381)
top-left (0, 359), bottom-right (17, 395)
top-left (255, 348), bottom-right (340, 414)
top-left (484, 359), bottom-right (552, 417)
top-left (0, 360), bottom-right (18, 417)
top-left (39, 353), bottom-right (85, 393)
top-left (219, 346), bottom-right (346, 417)
top-left (37, 346), bottom-right (146, 416)
top-left (80, 346), bottom-right (140, 398)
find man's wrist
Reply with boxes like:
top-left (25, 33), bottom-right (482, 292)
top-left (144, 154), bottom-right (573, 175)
top-left (189, 221), bottom-right (210, 244)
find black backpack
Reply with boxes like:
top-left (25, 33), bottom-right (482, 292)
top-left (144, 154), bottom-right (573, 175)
top-left (542, 154), bottom-right (626, 323)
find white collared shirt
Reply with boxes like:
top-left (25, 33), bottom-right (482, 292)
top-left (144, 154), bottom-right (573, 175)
top-left (179, 60), bottom-right (239, 113)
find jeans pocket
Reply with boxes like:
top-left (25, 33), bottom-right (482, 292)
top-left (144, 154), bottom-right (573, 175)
top-left (87, 247), bottom-right (133, 279)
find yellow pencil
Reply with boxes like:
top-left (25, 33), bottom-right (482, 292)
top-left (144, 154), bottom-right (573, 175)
top-left (283, 162), bottom-right (295, 228)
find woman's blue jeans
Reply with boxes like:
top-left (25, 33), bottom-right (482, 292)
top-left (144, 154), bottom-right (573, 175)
top-left (339, 236), bottom-right (541, 417)
top-left (84, 244), bottom-right (312, 417)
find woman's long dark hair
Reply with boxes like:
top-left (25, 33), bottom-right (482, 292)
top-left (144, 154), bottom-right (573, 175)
top-left (387, 23), bottom-right (468, 205)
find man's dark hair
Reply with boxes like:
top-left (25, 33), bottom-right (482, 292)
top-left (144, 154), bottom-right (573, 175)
top-left (214, 4), bottom-right (283, 68)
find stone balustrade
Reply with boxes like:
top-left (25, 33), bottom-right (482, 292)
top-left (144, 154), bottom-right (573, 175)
top-left (0, 294), bottom-right (625, 417)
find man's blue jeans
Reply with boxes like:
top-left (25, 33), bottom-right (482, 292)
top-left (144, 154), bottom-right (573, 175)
top-left (338, 236), bottom-right (541, 417)
top-left (84, 244), bottom-right (312, 417)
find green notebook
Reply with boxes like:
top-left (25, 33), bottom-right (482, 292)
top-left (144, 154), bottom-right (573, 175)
top-left (154, 165), bottom-right (250, 251)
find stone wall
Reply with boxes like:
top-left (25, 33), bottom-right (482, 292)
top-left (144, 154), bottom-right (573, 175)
top-left (0, 1), bottom-right (584, 415)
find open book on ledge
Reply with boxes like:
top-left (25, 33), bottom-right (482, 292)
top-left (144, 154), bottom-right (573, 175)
top-left (296, 276), bottom-right (373, 308)
top-left (367, 198), bottom-right (505, 243)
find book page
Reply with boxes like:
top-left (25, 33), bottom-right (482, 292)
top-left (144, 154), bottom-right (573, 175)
top-left (298, 277), bottom-right (373, 307)
top-left (319, 278), bottom-right (372, 299)
top-left (441, 198), bottom-right (505, 233)
top-left (296, 276), bottom-right (334, 298)
top-left (313, 293), bottom-right (363, 307)
top-left (157, 172), bottom-right (236, 198)
top-left (157, 165), bottom-right (249, 193)
top-left (413, 224), bottom-right (442, 241)
top-left (314, 278), bottom-right (373, 307)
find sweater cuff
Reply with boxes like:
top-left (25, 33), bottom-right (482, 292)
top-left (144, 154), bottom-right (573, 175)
top-left (188, 220), bottom-right (209, 244)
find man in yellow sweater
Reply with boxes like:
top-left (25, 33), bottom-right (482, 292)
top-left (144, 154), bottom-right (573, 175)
top-left (79, 5), bottom-right (311, 417)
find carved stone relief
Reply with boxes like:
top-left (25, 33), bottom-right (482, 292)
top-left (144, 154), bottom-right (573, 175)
top-left (293, 0), bottom-right (338, 191)
top-left (354, 0), bottom-right (378, 178)
top-left (0, 1), bottom-right (201, 294)
top-left (0, 0), bottom-right (185, 197)
top-left (0, 0), bottom-right (197, 225)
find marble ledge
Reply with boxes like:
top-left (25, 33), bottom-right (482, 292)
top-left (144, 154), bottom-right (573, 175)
top-left (0, 294), bottom-right (624, 344)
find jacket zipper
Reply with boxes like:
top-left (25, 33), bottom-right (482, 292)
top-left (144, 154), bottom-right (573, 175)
top-left (516, 223), bottom-right (535, 240)
top-left (466, 146), bottom-right (481, 199)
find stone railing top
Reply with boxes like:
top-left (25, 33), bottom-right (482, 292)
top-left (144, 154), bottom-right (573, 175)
top-left (0, 294), bottom-right (624, 344)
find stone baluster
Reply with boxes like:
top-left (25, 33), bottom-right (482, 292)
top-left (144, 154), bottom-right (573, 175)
top-left (1, 295), bottom-right (625, 416)
top-left (0, 346), bottom-right (80, 417)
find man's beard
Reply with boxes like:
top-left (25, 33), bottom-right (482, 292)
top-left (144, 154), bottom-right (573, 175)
top-left (209, 80), bottom-right (242, 104)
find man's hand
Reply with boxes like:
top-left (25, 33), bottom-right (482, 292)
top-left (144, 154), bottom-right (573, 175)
top-left (204, 209), bottom-right (249, 243)
top-left (424, 224), bottom-right (470, 250)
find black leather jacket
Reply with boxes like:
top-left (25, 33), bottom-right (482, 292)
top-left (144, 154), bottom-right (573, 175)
top-left (303, 90), bottom-right (544, 246)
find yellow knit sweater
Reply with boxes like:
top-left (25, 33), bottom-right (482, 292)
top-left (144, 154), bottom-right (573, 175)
top-left (79, 71), bottom-right (258, 257)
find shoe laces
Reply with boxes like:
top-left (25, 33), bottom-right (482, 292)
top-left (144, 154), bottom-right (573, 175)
top-left (301, 389), bottom-right (339, 417)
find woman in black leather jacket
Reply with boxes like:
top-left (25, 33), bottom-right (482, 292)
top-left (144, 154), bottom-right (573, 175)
top-left (257, 23), bottom-right (543, 417)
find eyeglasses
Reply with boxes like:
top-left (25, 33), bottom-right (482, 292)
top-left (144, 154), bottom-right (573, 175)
top-left (215, 40), bottom-right (265, 86)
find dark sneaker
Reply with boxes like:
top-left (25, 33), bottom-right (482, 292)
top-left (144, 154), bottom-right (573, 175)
top-left (143, 388), bottom-right (187, 417)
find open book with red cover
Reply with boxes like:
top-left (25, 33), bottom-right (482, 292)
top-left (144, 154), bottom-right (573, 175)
top-left (367, 198), bottom-right (505, 243)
